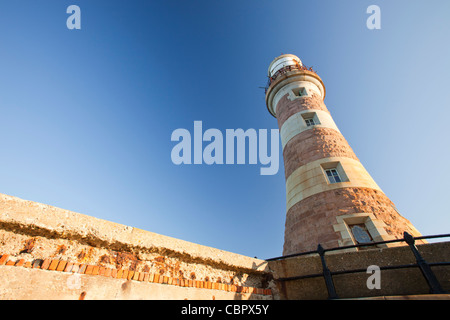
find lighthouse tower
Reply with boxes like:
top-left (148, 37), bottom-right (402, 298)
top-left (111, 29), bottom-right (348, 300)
top-left (265, 54), bottom-right (424, 255)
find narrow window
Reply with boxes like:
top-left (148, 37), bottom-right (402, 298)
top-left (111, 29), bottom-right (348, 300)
top-left (321, 161), bottom-right (349, 184)
top-left (301, 112), bottom-right (320, 127)
top-left (350, 224), bottom-right (373, 244)
top-left (293, 87), bottom-right (306, 97)
top-left (304, 117), bottom-right (316, 127)
top-left (325, 168), bottom-right (342, 183)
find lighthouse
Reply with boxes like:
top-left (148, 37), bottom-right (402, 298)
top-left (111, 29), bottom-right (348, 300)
top-left (265, 54), bottom-right (424, 255)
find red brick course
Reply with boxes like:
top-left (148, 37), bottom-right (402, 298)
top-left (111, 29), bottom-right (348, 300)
top-left (78, 264), bottom-right (87, 274)
top-left (64, 262), bottom-right (73, 272)
top-left (71, 264), bottom-right (80, 273)
top-left (0, 254), bottom-right (273, 297)
top-left (0, 254), bottom-right (10, 265)
top-left (14, 259), bottom-right (25, 267)
top-left (48, 260), bottom-right (59, 271)
top-left (56, 261), bottom-right (67, 272)
top-left (41, 259), bottom-right (51, 270)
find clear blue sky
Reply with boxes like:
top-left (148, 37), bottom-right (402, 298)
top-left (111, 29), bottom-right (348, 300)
top-left (0, 1), bottom-right (449, 259)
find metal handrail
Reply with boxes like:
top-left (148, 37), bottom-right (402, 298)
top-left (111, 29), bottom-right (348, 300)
top-left (265, 232), bottom-right (450, 299)
top-left (266, 233), bottom-right (450, 261)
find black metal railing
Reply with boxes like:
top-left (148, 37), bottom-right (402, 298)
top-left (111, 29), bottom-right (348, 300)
top-left (265, 64), bottom-right (317, 92)
top-left (266, 232), bottom-right (450, 299)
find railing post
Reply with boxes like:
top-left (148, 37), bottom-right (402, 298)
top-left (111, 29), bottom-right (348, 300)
top-left (403, 232), bottom-right (446, 294)
top-left (318, 244), bottom-right (338, 299)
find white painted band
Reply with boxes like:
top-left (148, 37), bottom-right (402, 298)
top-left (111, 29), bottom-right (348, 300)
top-left (285, 157), bottom-right (383, 212)
top-left (266, 73), bottom-right (325, 117)
top-left (272, 80), bottom-right (323, 116)
top-left (280, 109), bottom-right (340, 150)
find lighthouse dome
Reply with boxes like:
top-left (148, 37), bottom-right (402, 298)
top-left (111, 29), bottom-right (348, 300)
top-left (268, 54), bottom-right (302, 77)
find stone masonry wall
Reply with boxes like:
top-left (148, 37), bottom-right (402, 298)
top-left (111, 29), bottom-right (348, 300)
top-left (282, 127), bottom-right (359, 179)
top-left (283, 187), bottom-right (425, 254)
top-left (0, 193), bottom-right (276, 300)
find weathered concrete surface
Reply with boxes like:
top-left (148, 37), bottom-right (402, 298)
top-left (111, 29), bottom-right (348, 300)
top-left (0, 193), bottom-right (276, 300)
top-left (0, 266), bottom-right (271, 300)
top-left (0, 193), bottom-right (268, 273)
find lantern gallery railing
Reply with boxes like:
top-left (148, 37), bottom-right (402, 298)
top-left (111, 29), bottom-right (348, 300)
top-left (265, 64), bottom-right (317, 92)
